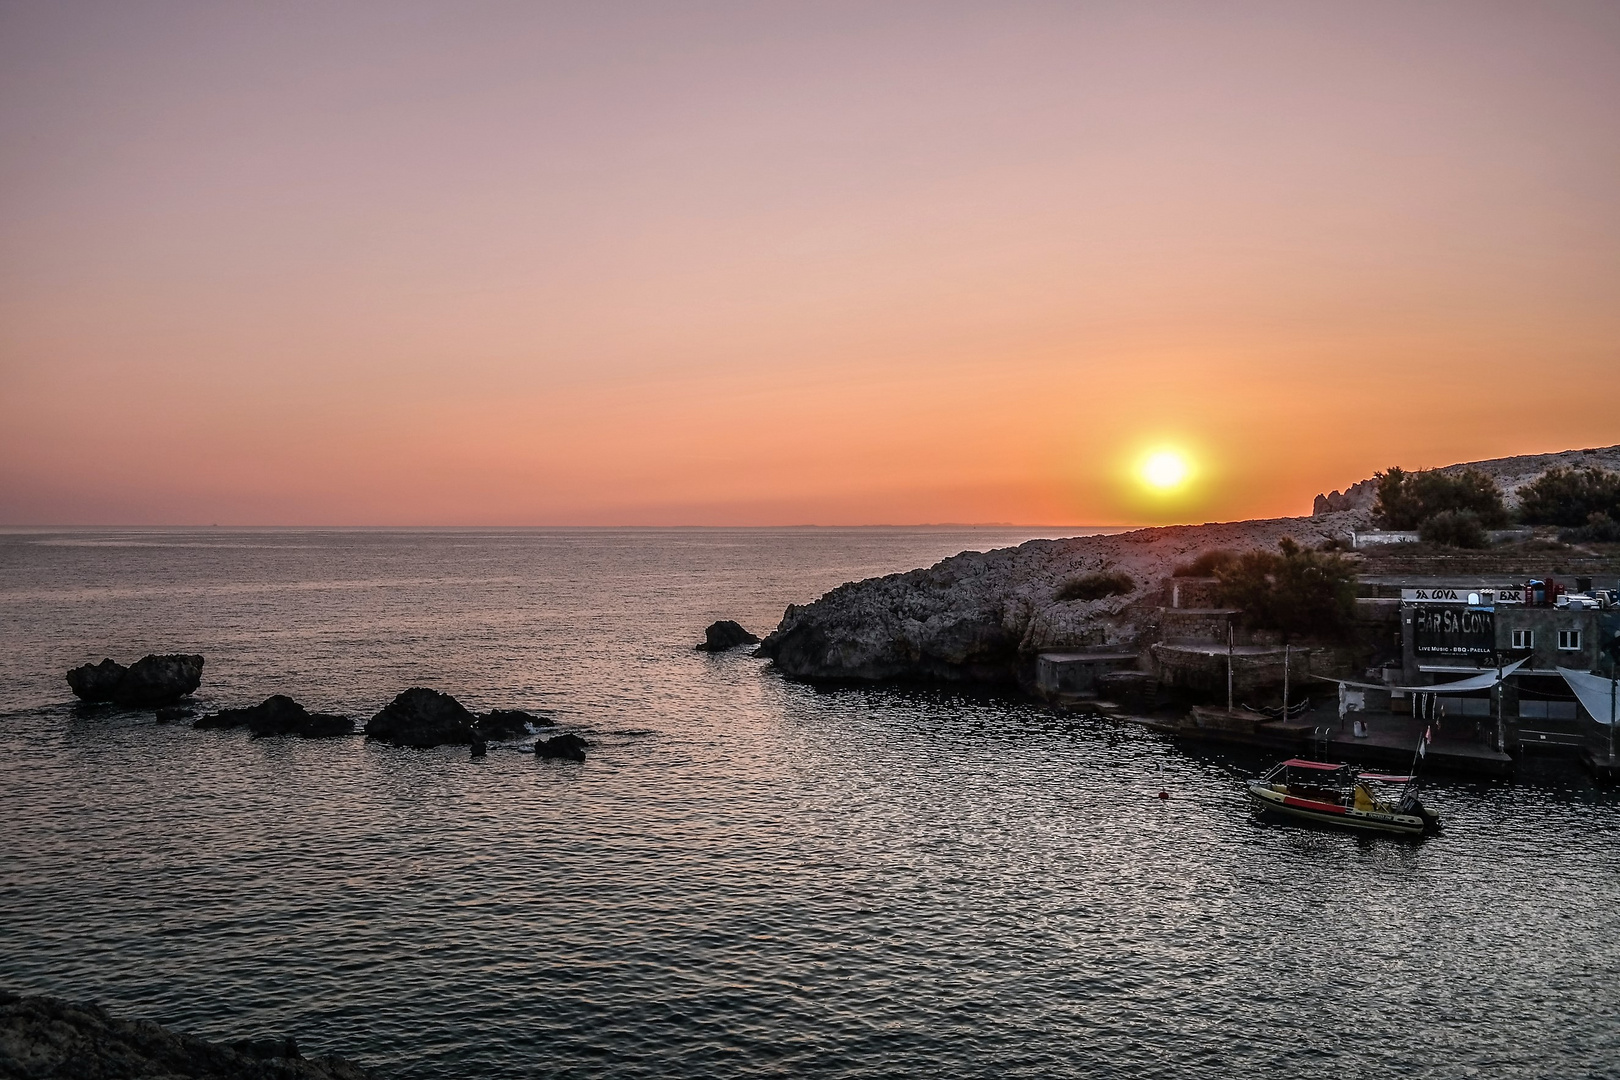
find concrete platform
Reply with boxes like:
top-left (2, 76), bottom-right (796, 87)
top-left (1311, 712), bottom-right (1514, 777)
top-left (1584, 748), bottom-right (1620, 784)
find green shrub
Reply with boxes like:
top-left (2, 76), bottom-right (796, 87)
top-left (1516, 466), bottom-right (1620, 527)
top-left (1418, 509), bottom-right (1489, 548)
top-left (1373, 466), bottom-right (1508, 529)
top-left (1560, 512), bottom-right (1620, 543)
top-left (1214, 538), bottom-right (1356, 643)
top-left (1171, 550), bottom-right (1237, 577)
top-left (1056, 571), bottom-right (1135, 602)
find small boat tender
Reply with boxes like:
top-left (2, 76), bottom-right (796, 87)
top-left (1248, 759), bottom-right (1440, 836)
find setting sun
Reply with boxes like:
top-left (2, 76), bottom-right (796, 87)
top-left (1141, 450), bottom-right (1192, 492)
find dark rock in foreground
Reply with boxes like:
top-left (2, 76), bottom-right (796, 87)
top-left (365, 688), bottom-right (477, 748)
top-left (696, 620), bottom-right (760, 652)
top-left (195, 695), bottom-right (353, 738)
top-left (65, 654), bottom-right (204, 707)
top-left (0, 991), bottom-right (378, 1079)
top-left (535, 732), bottom-right (589, 761)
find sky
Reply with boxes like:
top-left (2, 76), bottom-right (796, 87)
top-left (2, 1), bottom-right (1618, 526)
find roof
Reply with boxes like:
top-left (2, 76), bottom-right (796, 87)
top-left (1280, 759), bottom-right (1347, 771)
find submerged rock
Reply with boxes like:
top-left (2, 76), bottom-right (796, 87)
top-left (66, 654), bottom-right (204, 706)
top-left (155, 705), bottom-right (194, 724)
top-left (365, 688), bottom-right (478, 748)
top-left (0, 991), bottom-right (378, 1079)
top-left (696, 620), bottom-right (761, 652)
top-left (535, 732), bottom-right (589, 761)
top-left (478, 708), bottom-right (549, 740)
top-left (195, 695), bottom-right (353, 738)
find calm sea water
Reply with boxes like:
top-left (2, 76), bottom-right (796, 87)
top-left (1, 528), bottom-right (1617, 1080)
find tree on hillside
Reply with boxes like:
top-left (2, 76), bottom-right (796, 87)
top-left (1373, 466), bottom-right (1508, 530)
top-left (1214, 538), bottom-right (1356, 643)
top-left (1516, 466), bottom-right (1620, 527)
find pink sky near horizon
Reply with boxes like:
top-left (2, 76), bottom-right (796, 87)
top-left (3, 1), bottom-right (1618, 526)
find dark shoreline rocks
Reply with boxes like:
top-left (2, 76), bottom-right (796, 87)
top-left (66, 654), bottom-right (204, 707)
top-left (0, 991), bottom-right (378, 1078)
top-left (696, 620), bottom-right (760, 652)
top-left (195, 695), bottom-right (353, 738)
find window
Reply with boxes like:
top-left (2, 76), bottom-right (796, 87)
top-left (1558, 629), bottom-right (1581, 651)
top-left (1511, 629), bottom-right (1533, 650)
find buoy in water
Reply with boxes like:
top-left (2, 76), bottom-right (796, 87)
top-left (1158, 789), bottom-right (1169, 800)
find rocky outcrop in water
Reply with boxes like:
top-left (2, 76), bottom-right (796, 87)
top-left (365, 691), bottom-right (550, 748)
top-left (478, 708), bottom-right (548, 740)
top-left (65, 654), bottom-right (204, 706)
top-left (696, 620), bottom-right (760, 652)
top-left (194, 695), bottom-right (353, 738)
top-left (535, 732), bottom-right (589, 761)
top-left (0, 991), bottom-right (378, 1079)
top-left (365, 688), bottom-right (477, 747)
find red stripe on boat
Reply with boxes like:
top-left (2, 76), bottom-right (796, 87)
top-left (1282, 796), bottom-right (1347, 814)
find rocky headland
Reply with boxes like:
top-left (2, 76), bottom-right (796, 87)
top-left (0, 991), bottom-right (378, 1079)
top-left (755, 445), bottom-right (1620, 687)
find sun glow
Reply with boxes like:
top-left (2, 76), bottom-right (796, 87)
top-left (1141, 449), bottom-right (1192, 492)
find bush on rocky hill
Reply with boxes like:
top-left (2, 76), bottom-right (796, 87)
top-left (1055, 571), bottom-right (1135, 602)
top-left (1418, 509), bottom-right (1490, 548)
top-left (1215, 538), bottom-right (1356, 643)
top-left (1517, 466), bottom-right (1620, 527)
top-left (1373, 466), bottom-right (1509, 530)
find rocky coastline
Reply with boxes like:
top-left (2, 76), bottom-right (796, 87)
top-left (754, 444), bottom-right (1620, 689)
top-left (754, 512), bottom-right (1359, 686)
top-left (0, 991), bottom-right (378, 1079)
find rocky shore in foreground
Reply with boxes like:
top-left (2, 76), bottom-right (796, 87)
top-left (0, 992), bottom-right (378, 1079)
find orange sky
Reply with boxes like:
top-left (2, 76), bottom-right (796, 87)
top-left (3, 2), bottom-right (1618, 526)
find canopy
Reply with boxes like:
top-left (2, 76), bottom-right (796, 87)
top-left (1318, 657), bottom-right (1526, 695)
top-left (1281, 759), bottom-right (1347, 771)
top-left (1557, 668), bottom-right (1619, 726)
top-left (1401, 658), bottom-right (1525, 694)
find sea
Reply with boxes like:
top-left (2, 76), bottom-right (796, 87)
top-left (1, 528), bottom-right (1617, 1079)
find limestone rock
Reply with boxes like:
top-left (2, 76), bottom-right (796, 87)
top-left (695, 620), bottom-right (761, 652)
top-left (195, 695), bottom-right (353, 738)
top-left (0, 991), bottom-right (377, 1078)
top-left (535, 732), bottom-right (589, 761)
top-left (365, 688), bottom-right (477, 748)
top-left (65, 654), bottom-right (204, 706)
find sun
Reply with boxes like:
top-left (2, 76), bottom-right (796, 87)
top-left (1141, 449), bottom-right (1192, 492)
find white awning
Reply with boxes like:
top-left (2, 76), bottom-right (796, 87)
top-left (1401, 657), bottom-right (1525, 694)
top-left (1558, 668), bottom-right (1619, 726)
top-left (1317, 657), bottom-right (1527, 694)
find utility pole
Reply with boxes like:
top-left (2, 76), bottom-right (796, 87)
top-left (1282, 643), bottom-right (1291, 719)
top-left (1227, 619), bottom-right (1234, 713)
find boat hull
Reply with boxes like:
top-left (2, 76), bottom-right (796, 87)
top-left (1247, 783), bottom-right (1434, 836)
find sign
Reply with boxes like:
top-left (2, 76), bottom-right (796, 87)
top-left (1402, 587), bottom-right (1524, 605)
top-left (1413, 605), bottom-right (1495, 656)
